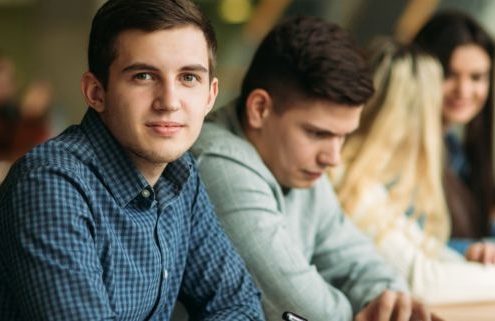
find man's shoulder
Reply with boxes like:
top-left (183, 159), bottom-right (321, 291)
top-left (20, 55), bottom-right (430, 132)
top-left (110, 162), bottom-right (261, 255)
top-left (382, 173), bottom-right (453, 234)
top-left (194, 121), bottom-right (248, 155)
top-left (4, 125), bottom-right (97, 191)
top-left (24, 125), bottom-right (94, 170)
top-left (192, 117), bottom-right (264, 172)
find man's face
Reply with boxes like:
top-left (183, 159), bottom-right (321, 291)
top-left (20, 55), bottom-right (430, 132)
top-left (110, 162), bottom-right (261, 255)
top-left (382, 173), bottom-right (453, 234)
top-left (97, 26), bottom-right (217, 171)
top-left (257, 98), bottom-right (362, 188)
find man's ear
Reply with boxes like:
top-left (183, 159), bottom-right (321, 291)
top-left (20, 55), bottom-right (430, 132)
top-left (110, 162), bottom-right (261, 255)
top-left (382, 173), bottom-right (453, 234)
top-left (245, 89), bottom-right (273, 129)
top-left (205, 77), bottom-right (219, 115)
top-left (81, 71), bottom-right (105, 112)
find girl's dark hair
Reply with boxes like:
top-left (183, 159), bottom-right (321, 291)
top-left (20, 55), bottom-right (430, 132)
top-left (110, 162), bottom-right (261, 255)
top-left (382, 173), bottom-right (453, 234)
top-left (414, 10), bottom-right (495, 237)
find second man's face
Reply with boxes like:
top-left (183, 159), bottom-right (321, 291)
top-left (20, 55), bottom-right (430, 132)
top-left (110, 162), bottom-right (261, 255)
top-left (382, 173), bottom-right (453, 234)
top-left (98, 26), bottom-right (218, 171)
top-left (257, 98), bottom-right (362, 189)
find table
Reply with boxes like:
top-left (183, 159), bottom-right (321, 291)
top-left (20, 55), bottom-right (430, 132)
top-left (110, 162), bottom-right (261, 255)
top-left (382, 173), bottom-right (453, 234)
top-left (431, 301), bottom-right (495, 321)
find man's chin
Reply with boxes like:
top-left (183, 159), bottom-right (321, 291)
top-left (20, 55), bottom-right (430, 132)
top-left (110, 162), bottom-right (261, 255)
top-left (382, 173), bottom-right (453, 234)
top-left (130, 148), bottom-right (188, 165)
top-left (149, 152), bottom-right (186, 164)
top-left (282, 179), bottom-right (319, 189)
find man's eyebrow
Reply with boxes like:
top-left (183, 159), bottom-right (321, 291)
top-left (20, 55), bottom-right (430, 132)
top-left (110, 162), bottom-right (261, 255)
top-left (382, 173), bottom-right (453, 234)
top-left (121, 63), bottom-right (209, 74)
top-left (122, 63), bottom-right (159, 73)
top-left (303, 123), bottom-right (357, 136)
top-left (180, 64), bottom-right (209, 73)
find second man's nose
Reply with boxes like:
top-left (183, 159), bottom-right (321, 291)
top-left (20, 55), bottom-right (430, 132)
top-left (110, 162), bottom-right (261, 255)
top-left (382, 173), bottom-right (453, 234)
top-left (318, 149), bottom-right (341, 168)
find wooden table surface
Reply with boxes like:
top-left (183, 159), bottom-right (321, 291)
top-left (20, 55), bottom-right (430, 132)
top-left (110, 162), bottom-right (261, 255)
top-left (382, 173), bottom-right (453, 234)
top-left (431, 301), bottom-right (495, 321)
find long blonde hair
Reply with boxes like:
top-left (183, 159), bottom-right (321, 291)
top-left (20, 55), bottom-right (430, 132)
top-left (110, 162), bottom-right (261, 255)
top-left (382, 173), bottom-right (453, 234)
top-left (335, 38), bottom-right (449, 249)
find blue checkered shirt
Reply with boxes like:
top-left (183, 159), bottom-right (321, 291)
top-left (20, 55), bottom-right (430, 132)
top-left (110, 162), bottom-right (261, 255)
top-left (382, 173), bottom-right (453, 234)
top-left (0, 108), bottom-right (264, 321)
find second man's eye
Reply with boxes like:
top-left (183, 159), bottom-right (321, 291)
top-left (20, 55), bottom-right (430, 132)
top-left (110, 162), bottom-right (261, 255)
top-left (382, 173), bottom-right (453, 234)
top-left (306, 129), bottom-right (326, 138)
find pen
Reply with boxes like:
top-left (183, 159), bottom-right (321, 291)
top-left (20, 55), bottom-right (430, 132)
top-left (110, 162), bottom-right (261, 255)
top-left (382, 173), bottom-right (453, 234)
top-left (282, 311), bottom-right (308, 321)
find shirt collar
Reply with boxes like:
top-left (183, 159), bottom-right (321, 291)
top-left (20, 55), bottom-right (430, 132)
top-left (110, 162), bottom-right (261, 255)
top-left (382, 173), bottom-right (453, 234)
top-left (154, 156), bottom-right (193, 211)
top-left (80, 108), bottom-right (148, 207)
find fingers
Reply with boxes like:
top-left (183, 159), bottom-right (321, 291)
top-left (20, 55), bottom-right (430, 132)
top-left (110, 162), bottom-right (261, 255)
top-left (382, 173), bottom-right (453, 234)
top-left (354, 309), bottom-right (367, 321)
top-left (410, 298), bottom-right (430, 321)
top-left (481, 244), bottom-right (490, 264)
top-left (354, 291), bottom-right (395, 321)
top-left (481, 243), bottom-right (495, 264)
top-left (431, 313), bottom-right (445, 321)
top-left (393, 293), bottom-right (412, 321)
top-left (376, 290), bottom-right (396, 321)
top-left (355, 291), bottom-right (435, 321)
top-left (466, 242), bottom-right (495, 264)
top-left (355, 291), bottom-right (408, 321)
top-left (465, 242), bottom-right (483, 263)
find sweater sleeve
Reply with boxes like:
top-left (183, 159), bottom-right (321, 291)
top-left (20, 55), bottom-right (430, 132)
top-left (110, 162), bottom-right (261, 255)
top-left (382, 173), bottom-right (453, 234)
top-left (195, 154), bottom-right (354, 321)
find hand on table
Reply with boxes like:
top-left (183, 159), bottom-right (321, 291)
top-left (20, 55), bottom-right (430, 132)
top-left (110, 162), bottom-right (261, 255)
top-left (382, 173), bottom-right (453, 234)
top-left (465, 242), bottom-right (495, 264)
top-left (354, 290), bottom-right (443, 321)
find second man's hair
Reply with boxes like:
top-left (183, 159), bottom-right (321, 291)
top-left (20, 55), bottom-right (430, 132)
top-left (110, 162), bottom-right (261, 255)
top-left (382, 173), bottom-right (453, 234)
top-left (238, 16), bottom-right (374, 121)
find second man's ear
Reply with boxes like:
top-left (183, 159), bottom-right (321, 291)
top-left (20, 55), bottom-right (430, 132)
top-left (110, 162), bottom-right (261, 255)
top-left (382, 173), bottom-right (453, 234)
top-left (245, 89), bottom-right (273, 129)
top-left (81, 71), bottom-right (106, 112)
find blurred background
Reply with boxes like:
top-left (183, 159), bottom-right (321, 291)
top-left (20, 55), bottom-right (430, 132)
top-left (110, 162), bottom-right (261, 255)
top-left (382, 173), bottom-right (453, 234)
top-left (0, 0), bottom-right (494, 131)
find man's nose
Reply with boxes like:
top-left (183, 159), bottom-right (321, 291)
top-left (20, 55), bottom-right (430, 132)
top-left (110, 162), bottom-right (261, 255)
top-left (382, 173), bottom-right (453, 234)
top-left (153, 80), bottom-right (180, 111)
top-left (318, 142), bottom-right (342, 168)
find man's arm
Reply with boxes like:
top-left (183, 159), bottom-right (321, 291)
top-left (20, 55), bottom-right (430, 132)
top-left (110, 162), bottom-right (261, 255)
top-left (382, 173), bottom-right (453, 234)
top-left (310, 179), bottom-right (410, 313)
top-left (0, 165), bottom-right (115, 321)
top-left (178, 168), bottom-right (265, 321)
top-left (196, 154), bottom-right (359, 321)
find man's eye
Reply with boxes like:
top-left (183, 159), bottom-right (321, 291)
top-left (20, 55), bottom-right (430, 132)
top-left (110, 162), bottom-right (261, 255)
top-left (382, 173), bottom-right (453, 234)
top-left (134, 73), bottom-right (153, 81)
top-left (308, 130), bottom-right (318, 136)
top-left (182, 73), bottom-right (199, 83)
top-left (307, 129), bottom-right (324, 138)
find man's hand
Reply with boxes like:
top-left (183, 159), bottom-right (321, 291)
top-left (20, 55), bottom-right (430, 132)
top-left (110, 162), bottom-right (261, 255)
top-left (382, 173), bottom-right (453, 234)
top-left (354, 290), bottom-right (441, 321)
top-left (465, 242), bottom-right (495, 264)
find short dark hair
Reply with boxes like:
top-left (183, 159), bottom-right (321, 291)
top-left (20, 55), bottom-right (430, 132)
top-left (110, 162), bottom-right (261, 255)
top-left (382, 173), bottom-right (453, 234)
top-left (88, 0), bottom-right (217, 88)
top-left (238, 16), bottom-right (374, 121)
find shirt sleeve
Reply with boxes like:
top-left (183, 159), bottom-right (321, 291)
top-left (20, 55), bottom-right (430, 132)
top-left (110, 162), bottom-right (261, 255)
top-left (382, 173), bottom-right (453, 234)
top-left (178, 168), bottom-right (265, 321)
top-left (0, 165), bottom-right (115, 321)
top-left (195, 154), bottom-right (406, 321)
top-left (351, 182), bottom-right (495, 305)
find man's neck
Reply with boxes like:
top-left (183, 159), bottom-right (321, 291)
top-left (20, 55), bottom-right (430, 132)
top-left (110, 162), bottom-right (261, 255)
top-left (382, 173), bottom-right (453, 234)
top-left (127, 152), bottom-right (167, 187)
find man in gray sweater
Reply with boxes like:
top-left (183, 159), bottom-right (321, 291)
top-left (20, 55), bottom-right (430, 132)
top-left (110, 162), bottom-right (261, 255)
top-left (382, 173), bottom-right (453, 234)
top-left (192, 16), bottom-right (439, 321)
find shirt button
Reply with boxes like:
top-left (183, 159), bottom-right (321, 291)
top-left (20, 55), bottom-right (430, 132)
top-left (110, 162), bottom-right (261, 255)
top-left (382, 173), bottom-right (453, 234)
top-left (163, 270), bottom-right (168, 279)
top-left (141, 189), bottom-right (151, 198)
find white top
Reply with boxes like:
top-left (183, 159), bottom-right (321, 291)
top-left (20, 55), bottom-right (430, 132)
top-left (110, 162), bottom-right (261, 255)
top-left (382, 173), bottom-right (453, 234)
top-left (350, 181), bottom-right (495, 304)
